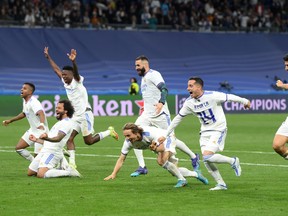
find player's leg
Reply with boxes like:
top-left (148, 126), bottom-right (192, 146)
top-left (15, 131), bottom-right (34, 162)
top-left (178, 167), bottom-right (209, 185)
top-left (175, 138), bottom-right (200, 171)
top-left (82, 112), bottom-right (118, 145)
top-left (273, 134), bottom-right (288, 159)
top-left (130, 115), bottom-right (150, 177)
top-left (67, 129), bottom-right (78, 168)
top-left (158, 151), bottom-right (187, 187)
top-left (273, 119), bottom-right (288, 159)
top-left (27, 153), bottom-right (41, 176)
top-left (201, 132), bottom-right (227, 190)
top-left (38, 153), bottom-right (81, 178)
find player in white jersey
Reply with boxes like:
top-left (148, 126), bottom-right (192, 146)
top-left (160, 77), bottom-right (251, 191)
top-left (104, 123), bottom-right (208, 188)
top-left (2, 83), bottom-right (48, 162)
top-left (44, 47), bottom-right (119, 168)
top-left (130, 55), bottom-right (200, 177)
top-left (28, 100), bottom-right (81, 178)
top-left (273, 54), bottom-right (288, 160)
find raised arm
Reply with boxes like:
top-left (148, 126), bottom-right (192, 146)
top-left (67, 49), bottom-right (80, 82)
top-left (44, 47), bottom-right (62, 79)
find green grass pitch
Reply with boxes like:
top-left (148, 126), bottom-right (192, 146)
top-left (1, 114), bottom-right (288, 216)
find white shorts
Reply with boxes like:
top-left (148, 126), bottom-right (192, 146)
top-left (72, 110), bottom-right (95, 136)
top-left (22, 129), bottom-right (47, 154)
top-left (164, 135), bottom-right (177, 155)
top-left (276, 117), bottom-right (288, 136)
top-left (29, 151), bottom-right (63, 172)
top-left (200, 129), bottom-right (227, 153)
top-left (135, 112), bottom-right (171, 129)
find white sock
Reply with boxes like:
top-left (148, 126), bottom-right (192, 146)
top-left (204, 161), bottom-right (225, 185)
top-left (44, 169), bottom-right (71, 178)
top-left (175, 138), bottom-right (196, 159)
top-left (98, 130), bottom-right (110, 140)
top-left (163, 161), bottom-right (186, 180)
top-left (16, 149), bottom-right (34, 162)
top-left (206, 154), bottom-right (234, 164)
top-left (68, 150), bottom-right (76, 165)
top-left (61, 157), bottom-right (70, 170)
top-left (178, 167), bottom-right (197, 178)
top-left (133, 149), bottom-right (146, 168)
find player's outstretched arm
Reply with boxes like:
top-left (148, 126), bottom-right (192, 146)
top-left (2, 112), bottom-right (26, 126)
top-left (67, 49), bottom-right (80, 82)
top-left (104, 154), bottom-right (126, 180)
top-left (44, 47), bottom-right (62, 79)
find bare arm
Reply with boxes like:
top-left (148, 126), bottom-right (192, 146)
top-left (2, 112), bottom-right (26, 126)
top-left (276, 80), bottom-right (288, 90)
top-left (44, 47), bottom-right (62, 79)
top-left (36, 110), bottom-right (46, 130)
top-left (104, 154), bottom-right (127, 180)
top-left (67, 49), bottom-right (80, 82)
top-left (40, 131), bottom-right (66, 143)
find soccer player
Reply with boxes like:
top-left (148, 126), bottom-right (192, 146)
top-left (273, 54), bottom-right (288, 159)
top-left (104, 123), bottom-right (208, 188)
top-left (28, 99), bottom-right (81, 178)
top-left (2, 82), bottom-right (48, 162)
top-left (160, 77), bottom-right (250, 191)
top-left (130, 55), bottom-right (200, 177)
top-left (44, 47), bottom-right (119, 168)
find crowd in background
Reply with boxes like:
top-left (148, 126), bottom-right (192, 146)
top-left (0, 0), bottom-right (287, 32)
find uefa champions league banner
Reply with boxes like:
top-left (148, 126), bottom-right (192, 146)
top-left (1, 94), bottom-right (288, 117)
top-left (175, 94), bottom-right (288, 114)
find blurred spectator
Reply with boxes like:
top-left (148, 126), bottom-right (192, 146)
top-left (0, 0), bottom-right (287, 32)
top-left (129, 77), bottom-right (139, 95)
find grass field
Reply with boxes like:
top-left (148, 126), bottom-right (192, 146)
top-left (1, 114), bottom-right (288, 216)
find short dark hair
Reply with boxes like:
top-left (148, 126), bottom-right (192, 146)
top-left (135, 55), bottom-right (149, 62)
top-left (130, 77), bottom-right (137, 83)
top-left (189, 76), bottom-right (204, 87)
top-left (24, 82), bottom-right (35, 93)
top-left (122, 123), bottom-right (143, 135)
top-left (59, 99), bottom-right (74, 118)
top-left (283, 54), bottom-right (288, 61)
top-left (62, 65), bottom-right (73, 72)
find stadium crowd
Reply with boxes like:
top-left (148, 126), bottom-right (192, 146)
top-left (0, 0), bottom-right (287, 32)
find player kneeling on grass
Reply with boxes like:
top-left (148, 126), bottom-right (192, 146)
top-left (27, 100), bottom-right (81, 178)
top-left (104, 123), bottom-right (208, 188)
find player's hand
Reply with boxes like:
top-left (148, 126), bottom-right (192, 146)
top-left (244, 100), bottom-right (251, 110)
top-left (158, 136), bottom-right (166, 144)
top-left (276, 80), bottom-right (284, 88)
top-left (29, 134), bottom-right (37, 142)
top-left (149, 141), bottom-right (157, 151)
top-left (67, 49), bottom-right (77, 62)
top-left (2, 120), bottom-right (11, 126)
top-left (104, 174), bottom-right (116, 181)
top-left (39, 133), bottom-right (48, 139)
top-left (37, 125), bottom-right (45, 130)
top-left (44, 47), bottom-right (49, 58)
top-left (155, 102), bottom-right (163, 115)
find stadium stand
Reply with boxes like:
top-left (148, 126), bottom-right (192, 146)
top-left (0, 27), bottom-right (287, 95)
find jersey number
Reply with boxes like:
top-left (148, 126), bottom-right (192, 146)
top-left (197, 108), bottom-right (216, 124)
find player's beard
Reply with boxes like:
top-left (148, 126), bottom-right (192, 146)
top-left (56, 111), bottom-right (65, 120)
top-left (137, 67), bottom-right (146, 76)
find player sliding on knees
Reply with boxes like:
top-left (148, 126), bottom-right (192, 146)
top-left (104, 123), bottom-right (208, 188)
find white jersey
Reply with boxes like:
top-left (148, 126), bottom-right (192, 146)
top-left (121, 126), bottom-right (175, 155)
top-left (41, 118), bottom-right (73, 153)
top-left (167, 91), bottom-right (249, 135)
top-left (141, 69), bottom-right (170, 117)
top-left (22, 96), bottom-right (48, 133)
top-left (62, 75), bottom-right (91, 116)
